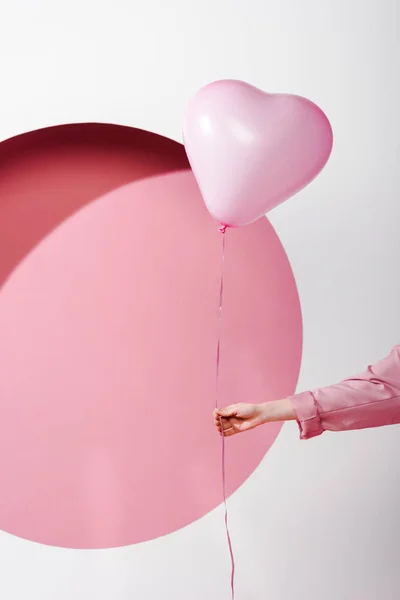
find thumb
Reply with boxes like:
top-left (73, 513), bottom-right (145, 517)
top-left (215, 405), bottom-right (239, 418)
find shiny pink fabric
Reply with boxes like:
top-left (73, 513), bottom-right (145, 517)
top-left (290, 345), bottom-right (400, 439)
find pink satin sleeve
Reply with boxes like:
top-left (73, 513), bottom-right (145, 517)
top-left (289, 345), bottom-right (400, 439)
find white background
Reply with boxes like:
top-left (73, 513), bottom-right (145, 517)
top-left (1, 0), bottom-right (399, 598)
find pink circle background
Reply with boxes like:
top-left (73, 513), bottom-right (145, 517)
top-left (0, 167), bottom-right (302, 549)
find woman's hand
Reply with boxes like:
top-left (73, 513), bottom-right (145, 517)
top-left (214, 399), bottom-right (296, 437)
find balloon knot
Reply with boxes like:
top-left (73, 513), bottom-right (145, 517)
top-left (218, 224), bottom-right (227, 234)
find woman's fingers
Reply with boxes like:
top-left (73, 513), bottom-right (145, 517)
top-left (221, 418), bottom-right (244, 436)
top-left (222, 427), bottom-right (237, 437)
top-left (222, 417), bottom-right (237, 430)
top-left (214, 410), bottom-right (228, 425)
top-left (214, 411), bottom-right (223, 427)
top-left (215, 405), bottom-right (239, 418)
top-left (213, 409), bottom-right (245, 437)
top-left (214, 417), bottom-right (231, 433)
top-left (221, 420), bottom-right (242, 436)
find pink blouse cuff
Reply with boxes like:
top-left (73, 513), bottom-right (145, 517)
top-left (289, 391), bottom-right (324, 439)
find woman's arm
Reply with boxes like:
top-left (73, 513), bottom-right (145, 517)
top-left (215, 345), bottom-right (400, 439)
top-left (290, 345), bottom-right (400, 439)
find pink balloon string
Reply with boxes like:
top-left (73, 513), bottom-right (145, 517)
top-left (215, 226), bottom-right (235, 599)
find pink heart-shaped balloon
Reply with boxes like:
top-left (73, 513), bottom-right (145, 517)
top-left (183, 80), bottom-right (333, 227)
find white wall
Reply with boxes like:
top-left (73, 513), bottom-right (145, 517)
top-left (1, 0), bottom-right (399, 598)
